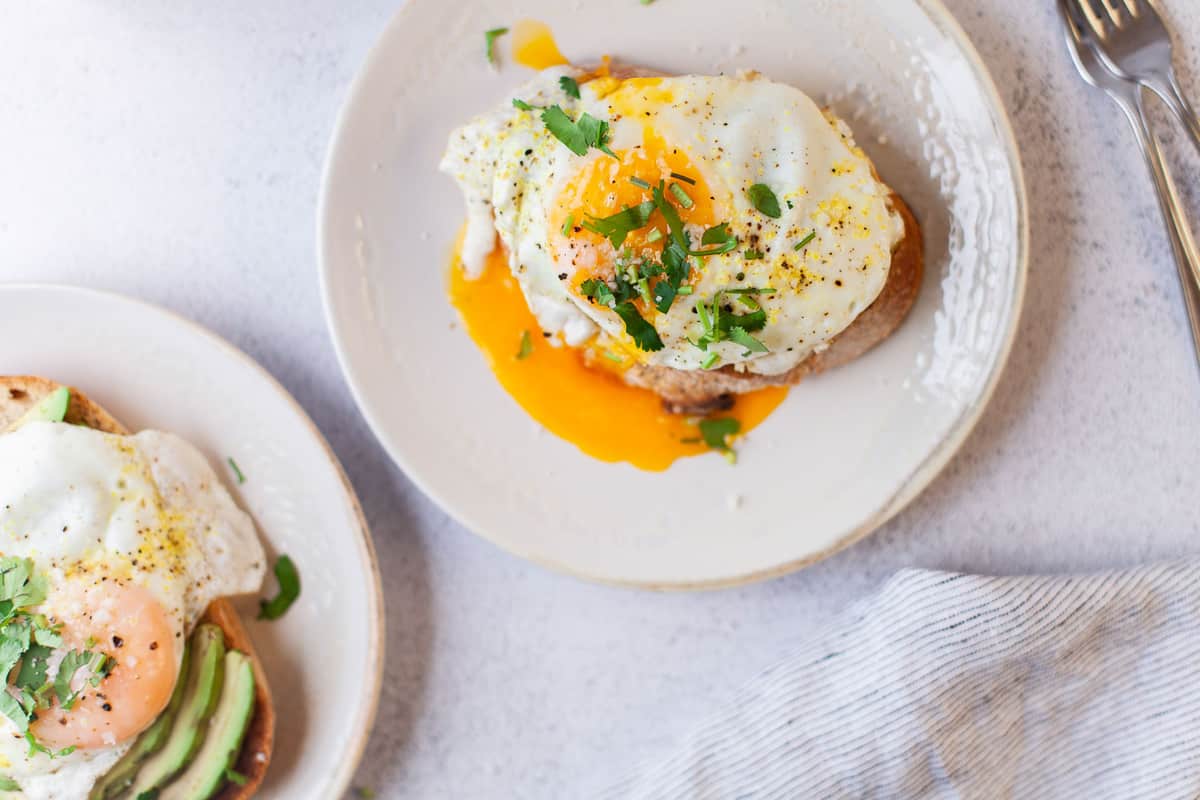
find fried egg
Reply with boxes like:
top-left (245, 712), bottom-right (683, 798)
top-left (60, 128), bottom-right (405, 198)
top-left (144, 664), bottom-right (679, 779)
top-left (0, 422), bottom-right (265, 799)
top-left (441, 67), bottom-right (904, 375)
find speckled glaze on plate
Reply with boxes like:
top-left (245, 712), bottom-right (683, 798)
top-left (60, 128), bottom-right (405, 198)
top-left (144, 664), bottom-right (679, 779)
top-left (319, 0), bottom-right (1028, 589)
top-left (0, 285), bottom-right (384, 798)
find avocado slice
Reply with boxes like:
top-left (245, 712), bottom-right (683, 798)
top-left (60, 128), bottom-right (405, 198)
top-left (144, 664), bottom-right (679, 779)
top-left (88, 644), bottom-right (192, 800)
top-left (127, 625), bottom-right (225, 797)
top-left (158, 651), bottom-right (256, 800)
top-left (8, 387), bottom-right (70, 431)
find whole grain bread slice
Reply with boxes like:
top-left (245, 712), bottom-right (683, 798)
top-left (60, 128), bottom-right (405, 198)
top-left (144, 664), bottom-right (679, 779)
top-left (0, 376), bottom-right (274, 800)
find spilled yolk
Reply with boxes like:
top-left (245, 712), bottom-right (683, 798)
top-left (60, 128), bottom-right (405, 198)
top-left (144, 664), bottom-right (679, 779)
top-left (449, 243), bottom-right (788, 472)
top-left (511, 20), bottom-right (568, 70)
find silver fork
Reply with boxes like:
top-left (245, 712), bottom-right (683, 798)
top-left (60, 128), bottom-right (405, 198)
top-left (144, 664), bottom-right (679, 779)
top-left (1058, 0), bottom-right (1200, 371)
top-left (1071, 0), bottom-right (1200, 154)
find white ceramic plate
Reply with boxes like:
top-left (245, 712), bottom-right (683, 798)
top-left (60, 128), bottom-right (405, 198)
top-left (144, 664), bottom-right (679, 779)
top-left (319, 0), bottom-right (1028, 589)
top-left (0, 285), bottom-right (383, 798)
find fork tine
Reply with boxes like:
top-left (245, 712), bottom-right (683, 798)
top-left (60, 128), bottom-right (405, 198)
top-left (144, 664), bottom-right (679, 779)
top-left (1068, 0), bottom-right (1110, 39)
top-left (1099, 0), bottom-right (1128, 28)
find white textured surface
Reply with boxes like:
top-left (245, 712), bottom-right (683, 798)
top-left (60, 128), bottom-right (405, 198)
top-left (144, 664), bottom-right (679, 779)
top-left (1, 1), bottom-right (1199, 797)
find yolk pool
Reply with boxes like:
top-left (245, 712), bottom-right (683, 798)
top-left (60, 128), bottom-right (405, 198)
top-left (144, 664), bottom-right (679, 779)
top-left (511, 20), bottom-right (568, 70)
top-left (449, 244), bottom-right (788, 472)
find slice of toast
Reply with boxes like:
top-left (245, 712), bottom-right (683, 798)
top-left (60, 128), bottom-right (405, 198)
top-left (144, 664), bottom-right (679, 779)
top-left (621, 192), bottom-right (924, 414)
top-left (0, 376), bottom-right (274, 800)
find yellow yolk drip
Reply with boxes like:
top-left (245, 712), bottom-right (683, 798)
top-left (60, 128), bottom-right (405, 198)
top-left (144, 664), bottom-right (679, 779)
top-left (511, 20), bottom-right (568, 70)
top-left (449, 244), bottom-right (788, 472)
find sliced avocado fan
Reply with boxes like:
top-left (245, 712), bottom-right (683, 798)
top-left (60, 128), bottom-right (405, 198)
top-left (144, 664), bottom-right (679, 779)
top-left (127, 625), bottom-right (225, 797)
top-left (88, 644), bottom-right (192, 800)
top-left (159, 650), bottom-right (256, 800)
top-left (8, 386), bottom-right (70, 431)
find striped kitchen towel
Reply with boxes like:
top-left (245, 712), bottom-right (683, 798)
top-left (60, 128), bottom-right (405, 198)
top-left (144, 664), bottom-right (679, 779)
top-left (601, 561), bottom-right (1200, 799)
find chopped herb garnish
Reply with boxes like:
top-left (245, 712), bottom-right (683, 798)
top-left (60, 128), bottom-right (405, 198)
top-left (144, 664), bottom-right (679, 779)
top-left (484, 27), bottom-right (509, 66)
top-left (747, 183), bottom-right (782, 218)
top-left (225, 768), bottom-right (249, 787)
top-left (561, 213), bottom-right (574, 237)
top-left (670, 172), bottom-right (696, 185)
top-left (677, 286), bottom-right (694, 295)
top-left (629, 177), bottom-right (652, 190)
top-left (601, 351), bottom-right (625, 364)
top-left (55, 650), bottom-right (94, 709)
top-left (581, 201), bottom-right (656, 248)
top-left (516, 330), bottom-right (533, 360)
top-left (668, 182), bottom-right (694, 209)
top-left (259, 555), bottom-right (301, 621)
top-left (0, 777), bottom-right (18, 791)
top-left (227, 457), bottom-right (246, 485)
top-left (728, 326), bottom-right (769, 355)
top-left (559, 75), bottom-right (581, 99)
top-left (645, 228), bottom-right (663, 243)
top-left (512, 98), bottom-right (536, 111)
top-left (701, 352), bottom-right (720, 370)
top-left (699, 418), bottom-right (740, 451)
top-left (613, 303), bottom-right (664, 352)
top-left (794, 231), bottom-right (816, 250)
top-left (580, 278), bottom-right (616, 307)
top-left (690, 223), bottom-right (739, 257)
top-left (743, 249), bottom-right (764, 261)
top-left (540, 106), bottom-right (616, 158)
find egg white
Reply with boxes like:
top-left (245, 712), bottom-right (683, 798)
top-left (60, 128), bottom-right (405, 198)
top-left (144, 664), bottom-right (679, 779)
top-left (441, 68), bottom-right (904, 375)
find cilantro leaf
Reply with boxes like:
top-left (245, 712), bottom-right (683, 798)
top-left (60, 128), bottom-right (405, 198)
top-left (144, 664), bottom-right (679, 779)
top-left (32, 628), bottom-right (61, 649)
top-left (747, 183), bottom-right (782, 218)
top-left (540, 106), bottom-right (616, 158)
top-left (719, 309), bottom-right (767, 334)
top-left (512, 98), bottom-right (536, 111)
top-left (55, 650), bottom-right (92, 709)
top-left (14, 645), bottom-right (50, 693)
top-left (653, 280), bottom-right (677, 314)
top-left (580, 279), bottom-right (616, 308)
top-left (0, 692), bottom-right (26, 734)
top-left (743, 249), bottom-right (764, 260)
top-left (259, 555), bottom-right (301, 621)
top-left (559, 75), bottom-right (581, 99)
top-left (484, 27), bottom-right (509, 65)
top-left (728, 326), bottom-right (769, 355)
top-left (701, 223), bottom-right (732, 246)
top-left (612, 303), bottom-right (664, 352)
top-left (575, 114), bottom-right (616, 158)
top-left (580, 201), bottom-right (656, 248)
top-left (698, 418), bottom-right (740, 451)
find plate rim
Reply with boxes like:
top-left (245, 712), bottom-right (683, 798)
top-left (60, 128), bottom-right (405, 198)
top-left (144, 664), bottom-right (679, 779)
top-left (317, 0), bottom-right (1029, 591)
top-left (0, 282), bottom-right (386, 795)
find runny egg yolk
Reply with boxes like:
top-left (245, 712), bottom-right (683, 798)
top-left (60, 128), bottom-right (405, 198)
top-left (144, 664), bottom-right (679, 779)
top-left (511, 20), bottom-right (568, 71)
top-left (449, 241), bottom-right (788, 472)
top-left (33, 582), bottom-right (177, 750)
top-left (551, 123), bottom-right (726, 299)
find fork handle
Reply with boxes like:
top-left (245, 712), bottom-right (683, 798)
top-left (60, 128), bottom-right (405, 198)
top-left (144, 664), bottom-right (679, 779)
top-left (1123, 90), bottom-right (1200, 372)
top-left (1144, 68), bottom-right (1200, 158)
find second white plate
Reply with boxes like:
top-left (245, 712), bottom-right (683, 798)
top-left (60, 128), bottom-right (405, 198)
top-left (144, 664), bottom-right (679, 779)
top-left (0, 285), bottom-right (384, 798)
top-left (319, 0), bottom-right (1028, 589)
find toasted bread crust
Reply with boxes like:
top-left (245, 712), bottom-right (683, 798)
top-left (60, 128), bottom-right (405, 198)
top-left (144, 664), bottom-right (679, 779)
top-left (0, 376), bottom-right (274, 799)
top-left (623, 192), bottom-right (924, 414)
